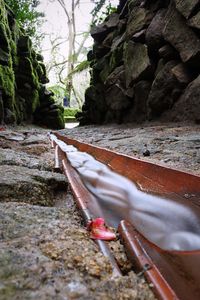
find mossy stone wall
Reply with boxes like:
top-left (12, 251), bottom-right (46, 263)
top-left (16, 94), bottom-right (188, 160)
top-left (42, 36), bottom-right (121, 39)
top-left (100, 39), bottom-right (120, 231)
top-left (0, 0), bottom-right (64, 129)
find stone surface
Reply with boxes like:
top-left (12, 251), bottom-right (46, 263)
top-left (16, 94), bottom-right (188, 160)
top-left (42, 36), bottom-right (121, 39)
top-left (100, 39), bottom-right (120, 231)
top-left (166, 75), bottom-right (200, 123)
top-left (0, 0), bottom-right (64, 129)
top-left (0, 165), bottom-right (67, 205)
top-left (80, 0), bottom-right (200, 125)
top-left (128, 0), bottom-right (145, 12)
top-left (123, 42), bottom-right (151, 87)
top-left (163, 3), bottom-right (200, 66)
top-left (104, 65), bottom-right (125, 88)
top-left (174, 0), bottom-right (199, 19)
top-left (132, 29), bottom-right (146, 43)
top-left (125, 80), bottom-right (151, 122)
top-left (188, 11), bottom-right (200, 29)
top-left (126, 7), bottom-right (153, 39)
top-left (61, 123), bottom-right (200, 176)
top-left (0, 126), bottom-right (156, 300)
top-left (171, 63), bottom-right (192, 85)
top-left (158, 44), bottom-right (179, 61)
top-left (91, 13), bottom-right (119, 43)
top-left (105, 84), bottom-right (131, 111)
top-left (147, 61), bottom-right (180, 118)
top-left (80, 85), bottom-right (106, 124)
top-left (145, 9), bottom-right (167, 53)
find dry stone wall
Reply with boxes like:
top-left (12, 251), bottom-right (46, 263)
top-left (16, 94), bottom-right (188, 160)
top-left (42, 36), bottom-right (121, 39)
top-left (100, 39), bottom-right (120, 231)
top-left (79, 0), bottom-right (200, 125)
top-left (0, 0), bottom-right (64, 129)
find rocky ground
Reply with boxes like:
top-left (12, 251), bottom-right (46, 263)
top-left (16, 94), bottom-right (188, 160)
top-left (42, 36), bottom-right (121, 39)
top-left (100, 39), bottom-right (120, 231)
top-left (0, 125), bottom-right (155, 300)
top-left (62, 122), bottom-right (200, 176)
top-left (0, 122), bottom-right (199, 300)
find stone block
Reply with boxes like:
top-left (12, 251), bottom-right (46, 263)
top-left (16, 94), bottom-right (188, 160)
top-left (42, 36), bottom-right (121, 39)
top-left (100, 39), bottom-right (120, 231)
top-left (123, 41), bottom-right (151, 87)
top-left (163, 3), bottom-right (200, 66)
top-left (174, 0), bottom-right (199, 19)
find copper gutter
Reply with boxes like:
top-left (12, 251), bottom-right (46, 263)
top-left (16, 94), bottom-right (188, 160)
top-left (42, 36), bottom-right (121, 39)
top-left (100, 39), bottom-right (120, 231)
top-left (118, 221), bottom-right (179, 300)
top-left (51, 139), bottom-right (121, 277)
top-left (50, 132), bottom-right (200, 300)
top-left (53, 133), bottom-right (200, 200)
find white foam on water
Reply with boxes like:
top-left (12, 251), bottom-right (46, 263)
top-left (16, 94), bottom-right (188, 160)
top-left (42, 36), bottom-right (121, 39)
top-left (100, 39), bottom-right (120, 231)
top-left (53, 135), bottom-right (200, 251)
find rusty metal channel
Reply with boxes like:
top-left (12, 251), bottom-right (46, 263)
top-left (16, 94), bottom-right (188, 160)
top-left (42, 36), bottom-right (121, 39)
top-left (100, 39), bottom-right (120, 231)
top-left (53, 139), bottom-right (121, 277)
top-left (51, 132), bottom-right (200, 300)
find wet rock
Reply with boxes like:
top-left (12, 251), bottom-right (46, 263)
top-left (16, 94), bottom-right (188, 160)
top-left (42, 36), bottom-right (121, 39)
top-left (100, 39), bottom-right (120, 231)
top-left (163, 3), bottom-right (200, 66)
top-left (174, 0), bottom-right (199, 19)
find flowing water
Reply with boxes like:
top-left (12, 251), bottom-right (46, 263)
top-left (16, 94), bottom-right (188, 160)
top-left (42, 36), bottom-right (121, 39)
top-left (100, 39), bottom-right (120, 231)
top-left (51, 134), bottom-right (200, 251)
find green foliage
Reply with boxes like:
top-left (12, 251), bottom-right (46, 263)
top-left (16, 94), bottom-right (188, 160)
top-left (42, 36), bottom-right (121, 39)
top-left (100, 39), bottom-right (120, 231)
top-left (91, 0), bottom-right (117, 25)
top-left (4, 0), bottom-right (44, 47)
top-left (69, 60), bottom-right (90, 76)
top-left (48, 84), bottom-right (66, 104)
top-left (64, 107), bottom-right (80, 117)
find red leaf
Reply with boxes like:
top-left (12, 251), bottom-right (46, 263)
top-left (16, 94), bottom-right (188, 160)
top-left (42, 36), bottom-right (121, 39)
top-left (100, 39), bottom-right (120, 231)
top-left (87, 218), bottom-right (116, 241)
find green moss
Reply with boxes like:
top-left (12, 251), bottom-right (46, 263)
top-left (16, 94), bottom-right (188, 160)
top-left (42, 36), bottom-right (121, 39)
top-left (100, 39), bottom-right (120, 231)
top-left (109, 44), bottom-right (123, 70)
top-left (31, 90), bottom-right (39, 112)
top-left (17, 57), bottom-right (39, 89)
top-left (0, 0), bottom-right (60, 126)
top-left (57, 114), bottom-right (65, 129)
top-left (0, 65), bottom-right (15, 98)
top-left (10, 39), bottom-right (18, 66)
top-left (36, 63), bottom-right (44, 80)
top-left (64, 107), bottom-right (80, 117)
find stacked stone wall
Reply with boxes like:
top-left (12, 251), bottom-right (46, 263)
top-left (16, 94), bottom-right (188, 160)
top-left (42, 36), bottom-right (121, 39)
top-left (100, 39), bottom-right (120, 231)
top-left (79, 0), bottom-right (200, 125)
top-left (0, 0), bottom-right (64, 129)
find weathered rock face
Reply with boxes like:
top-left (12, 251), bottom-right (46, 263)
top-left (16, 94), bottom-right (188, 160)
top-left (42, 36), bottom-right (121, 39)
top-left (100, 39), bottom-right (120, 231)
top-left (0, 0), bottom-right (64, 129)
top-left (79, 0), bottom-right (200, 125)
